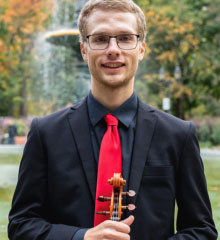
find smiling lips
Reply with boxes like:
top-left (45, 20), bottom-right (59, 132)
top-left (102, 63), bottom-right (125, 69)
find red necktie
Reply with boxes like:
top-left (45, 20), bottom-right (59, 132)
top-left (94, 114), bottom-right (122, 226)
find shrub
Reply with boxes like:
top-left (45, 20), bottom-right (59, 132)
top-left (211, 123), bottom-right (220, 146)
top-left (14, 119), bottom-right (30, 136)
top-left (197, 124), bottom-right (212, 143)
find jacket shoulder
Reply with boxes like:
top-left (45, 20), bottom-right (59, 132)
top-left (32, 98), bottom-right (87, 130)
top-left (138, 99), bottom-right (193, 134)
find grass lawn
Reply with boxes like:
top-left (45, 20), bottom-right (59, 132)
top-left (204, 159), bottom-right (220, 236)
top-left (0, 188), bottom-right (14, 240)
top-left (0, 154), bottom-right (22, 165)
top-left (0, 154), bottom-right (219, 239)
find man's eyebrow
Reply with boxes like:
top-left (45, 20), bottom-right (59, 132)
top-left (89, 31), bottom-right (108, 35)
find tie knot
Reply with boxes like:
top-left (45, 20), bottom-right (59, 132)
top-left (104, 114), bottom-right (118, 126)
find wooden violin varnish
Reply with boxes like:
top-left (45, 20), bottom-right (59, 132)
top-left (96, 173), bottom-right (136, 221)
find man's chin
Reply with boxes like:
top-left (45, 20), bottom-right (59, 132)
top-left (101, 78), bottom-right (129, 89)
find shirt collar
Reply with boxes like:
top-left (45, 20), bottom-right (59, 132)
top-left (87, 91), bottom-right (138, 128)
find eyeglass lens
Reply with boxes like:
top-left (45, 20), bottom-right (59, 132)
top-left (88, 34), bottom-right (138, 50)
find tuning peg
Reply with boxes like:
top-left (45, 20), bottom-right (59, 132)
top-left (122, 190), bottom-right (136, 197)
top-left (96, 211), bottom-right (110, 215)
top-left (97, 196), bottom-right (111, 202)
top-left (127, 190), bottom-right (136, 197)
top-left (122, 204), bottom-right (136, 211)
top-left (127, 204), bottom-right (136, 211)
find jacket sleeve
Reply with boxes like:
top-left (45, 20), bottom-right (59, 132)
top-left (8, 118), bottom-right (79, 240)
top-left (168, 122), bottom-right (218, 240)
top-left (72, 229), bottom-right (89, 240)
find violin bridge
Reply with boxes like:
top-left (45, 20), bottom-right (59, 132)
top-left (110, 216), bottom-right (120, 221)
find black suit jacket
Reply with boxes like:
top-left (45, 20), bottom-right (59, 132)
top-left (8, 97), bottom-right (217, 240)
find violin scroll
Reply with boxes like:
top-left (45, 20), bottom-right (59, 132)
top-left (96, 173), bottom-right (136, 221)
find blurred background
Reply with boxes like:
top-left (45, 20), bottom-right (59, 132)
top-left (0, 0), bottom-right (220, 239)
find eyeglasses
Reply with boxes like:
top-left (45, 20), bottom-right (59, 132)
top-left (86, 34), bottom-right (140, 50)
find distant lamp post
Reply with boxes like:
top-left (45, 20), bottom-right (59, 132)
top-left (159, 66), bottom-right (165, 81)
top-left (174, 64), bottom-right (181, 81)
top-left (162, 98), bottom-right (171, 112)
top-left (159, 66), bottom-right (171, 113)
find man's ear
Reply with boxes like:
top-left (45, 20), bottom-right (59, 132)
top-left (80, 43), bottom-right (88, 62)
top-left (138, 41), bottom-right (145, 62)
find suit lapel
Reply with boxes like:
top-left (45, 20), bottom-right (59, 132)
top-left (68, 98), bottom-right (97, 202)
top-left (67, 97), bottom-right (157, 205)
top-left (128, 99), bottom-right (157, 204)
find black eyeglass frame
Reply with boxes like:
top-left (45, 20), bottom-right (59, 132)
top-left (86, 34), bottom-right (140, 50)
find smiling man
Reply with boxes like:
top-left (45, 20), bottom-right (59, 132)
top-left (80, 9), bottom-right (145, 103)
top-left (8, 0), bottom-right (218, 240)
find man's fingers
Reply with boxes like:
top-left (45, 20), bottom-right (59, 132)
top-left (101, 228), bottom-right (130, 240)
top-left (84, 218), bottom-right (134, 240)
top-left (102, 220), bottom-right (130, 234)
top-left (121, 215), bottom-right (134, 226)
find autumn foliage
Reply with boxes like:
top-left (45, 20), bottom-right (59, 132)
top-left (136, 0), bottom-right (220, 119)
top-left (0, 0), bottom-right (220, 119)
top-left (0, 0), bottom-right (53, 116)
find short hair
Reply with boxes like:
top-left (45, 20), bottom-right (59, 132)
top-left (77, 0), bottom-right (146, 43)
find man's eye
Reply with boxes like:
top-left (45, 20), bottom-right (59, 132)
top-left (94, 36), bottom-right (108, 42)
top-left (118, 35), bottom-right (132, 42)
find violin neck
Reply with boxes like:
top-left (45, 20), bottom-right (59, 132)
top-left (111, 189), bottom-right (121, 221)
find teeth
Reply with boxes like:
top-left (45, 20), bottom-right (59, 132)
top-left (103, 64), bottom-right (123, 68)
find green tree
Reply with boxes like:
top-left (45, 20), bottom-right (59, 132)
top-left (135, 0), bottom-right (220, 119)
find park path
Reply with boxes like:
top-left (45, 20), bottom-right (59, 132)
top-left (0, 145), bottom-right (219, 187)
top-left (0, 145), bottom-right (24, 154)
top-left (200, 148), bottom-right (220, 160)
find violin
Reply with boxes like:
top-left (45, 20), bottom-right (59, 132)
top-left (96, 173), bottom-right (136, 221)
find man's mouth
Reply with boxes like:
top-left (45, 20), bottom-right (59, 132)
top-left (102, 63), bottom-right (125, 69)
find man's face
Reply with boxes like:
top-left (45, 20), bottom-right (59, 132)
top-left (81, 9), bottom-right (145, 90)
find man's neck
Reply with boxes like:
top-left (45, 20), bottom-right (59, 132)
top-left (91, 85), bottom-right (134, 111)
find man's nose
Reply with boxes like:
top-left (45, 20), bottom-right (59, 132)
top-left (106, 37), bottom-right (121, 55)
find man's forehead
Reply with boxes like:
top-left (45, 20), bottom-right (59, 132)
top-left (86, 9), bottom-right (138, 35)
top-left (88, 8), bottom-right (137, 20)
top-left (90, 25), bottom-right (136, 35)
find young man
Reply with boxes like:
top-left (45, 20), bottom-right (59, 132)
top-left (8, 0), bottom-right (217, 240)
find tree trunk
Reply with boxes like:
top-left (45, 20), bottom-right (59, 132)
top-left (19, 76), bottom-right (27, 117)
top-left (174, 97), bottom-right (185, 120)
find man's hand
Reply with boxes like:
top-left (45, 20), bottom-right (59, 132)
top-left (84, 215), bottom-right (134, 240)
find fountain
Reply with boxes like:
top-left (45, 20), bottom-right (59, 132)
top-left (33, 0), bottom-right (89, 113)
top-left (44, 0), bottom-right (87, 60)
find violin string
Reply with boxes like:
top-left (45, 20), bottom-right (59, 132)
top-left (113, 190), bottom-right (119, 221)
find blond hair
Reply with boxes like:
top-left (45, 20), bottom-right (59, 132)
top-left (77, 0), bottom-right (146, 43)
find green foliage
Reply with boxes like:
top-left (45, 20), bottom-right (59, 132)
top-left (13, 119), bottom-right (28, 136)
top-left (198, 124), bottom-right (212, 142)
top-left (199, 141), bottom-right (212, 149)
top-left (135, 0), bottom-right (220, 119)
top-left (0, 0), bottom-right (220, 118)
top-left (211, 123), bottom-right (220, 146)
top-left (194, 117), bottom-right (220, 146)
